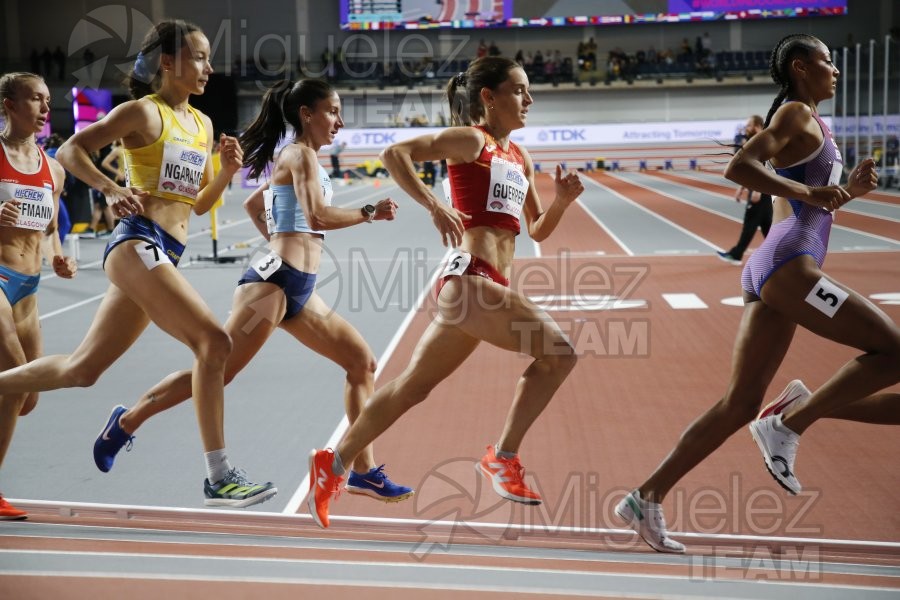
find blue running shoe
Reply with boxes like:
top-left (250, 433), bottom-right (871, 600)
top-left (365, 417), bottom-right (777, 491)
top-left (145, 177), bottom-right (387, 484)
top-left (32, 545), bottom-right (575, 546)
top-left (93, 405), bottom-right (135, 473)
top-left (346, 465), bottom-right (414, 503)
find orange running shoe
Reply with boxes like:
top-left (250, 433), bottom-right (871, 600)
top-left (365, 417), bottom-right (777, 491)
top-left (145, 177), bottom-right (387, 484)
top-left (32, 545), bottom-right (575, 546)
top-left (307, 448), bottom-right (344, 528)
top-left (0, 495), bottom-right (27, 520)
top-left (477, 445), bottom-right (542, 505)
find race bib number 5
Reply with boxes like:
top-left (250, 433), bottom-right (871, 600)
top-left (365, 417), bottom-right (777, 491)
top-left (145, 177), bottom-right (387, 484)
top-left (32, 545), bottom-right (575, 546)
top-left (440, 250), bottom-right (471, 278)
top-left (805, 276), bottom-right (848, 318)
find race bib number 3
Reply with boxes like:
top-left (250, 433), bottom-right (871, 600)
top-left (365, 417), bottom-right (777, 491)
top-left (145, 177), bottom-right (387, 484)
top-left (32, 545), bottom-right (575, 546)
top-left (440, 250), bottom-right (471, 278)
top-left (487, 156), bottom-right (528, 219)
top-left (134, 242), bottom-right (170, 270)
top-left (158, 141), bottom-right (206, 200)
top-left (805, 276), bottom-right (848, 318)
top-left (250, 249), bottom-right (283, 280)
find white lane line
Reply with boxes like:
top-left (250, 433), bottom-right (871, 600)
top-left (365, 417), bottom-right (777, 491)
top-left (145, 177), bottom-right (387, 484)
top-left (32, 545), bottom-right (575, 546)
top-left (652, 171), bottom-right (900, 239)
top-left (9, 498), bottom-right (900, 553)
top-left (661, 293), bottom-right (708, 309)
top-left (575, 177), bottom-right (634, 256)
top-left (582, 174), bottom-right (722, 252)
top-left (6, 558), bottom-right (897, 599)
top-left (610, 171), bottom-right (744, 224)
top-left (36, 218), bottom-right (257, 319)
top-left (652, 173), bottom-right (900, 242)
top-left (283, 248), bottom-right (452, 515)
top-left (38, 294), bottom-right (107, 321)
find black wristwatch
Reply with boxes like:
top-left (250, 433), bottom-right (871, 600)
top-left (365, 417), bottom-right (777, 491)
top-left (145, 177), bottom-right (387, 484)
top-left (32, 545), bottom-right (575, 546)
top-left (362, 204), bottom-right (376, 222)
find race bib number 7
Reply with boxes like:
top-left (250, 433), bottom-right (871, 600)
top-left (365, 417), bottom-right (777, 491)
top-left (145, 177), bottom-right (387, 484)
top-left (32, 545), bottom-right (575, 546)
top-left (134, 242), bottom-right (170, 270)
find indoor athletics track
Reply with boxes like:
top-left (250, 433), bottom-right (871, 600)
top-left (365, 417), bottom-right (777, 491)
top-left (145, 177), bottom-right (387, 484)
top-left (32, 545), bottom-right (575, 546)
top-left (1, 160), bottom-right (898, 599)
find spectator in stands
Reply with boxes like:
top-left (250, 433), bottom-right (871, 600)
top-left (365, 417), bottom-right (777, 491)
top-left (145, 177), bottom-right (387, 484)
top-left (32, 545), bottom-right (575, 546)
top-left (52, 47), bottom-right (66, 80)
top-left (679, 38), bottom-right (693, 60)
top-left (476, 39), bottom-right (488, 59)
top-left (532, 50), bottom-right (544, 73)
top-left (488, 41), bottom-right (501, 57)
top-left (585, 37), bottom-right (597, 64)
top-left (330, 140), bottom-right (346, 178)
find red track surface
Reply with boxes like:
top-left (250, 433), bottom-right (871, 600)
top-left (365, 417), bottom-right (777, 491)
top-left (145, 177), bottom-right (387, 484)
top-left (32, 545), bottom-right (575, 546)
top-left (4, 170), bottom-right (898, 598)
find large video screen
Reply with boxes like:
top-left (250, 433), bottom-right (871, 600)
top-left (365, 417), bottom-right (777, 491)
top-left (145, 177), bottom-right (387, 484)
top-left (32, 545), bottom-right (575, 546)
top-left (340, 0), bottom-right (847, 30)
top-left (72, 88), bottom-right (113, 133)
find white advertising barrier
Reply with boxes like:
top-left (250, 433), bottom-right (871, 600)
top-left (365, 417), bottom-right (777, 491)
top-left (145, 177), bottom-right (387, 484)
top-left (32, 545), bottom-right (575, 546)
top-left (832, 115), bottom-right (900, 137)
top-left (243, 121), bottom-right (750, 186)
top-left (334, 119), bottom-right (760, 150)
top-left (244, 115), bottom-right (898, 186)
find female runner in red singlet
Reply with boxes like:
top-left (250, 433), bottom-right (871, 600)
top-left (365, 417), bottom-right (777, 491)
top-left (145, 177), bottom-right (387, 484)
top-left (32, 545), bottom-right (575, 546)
top-left (308, 56), bottom-right (585, 528)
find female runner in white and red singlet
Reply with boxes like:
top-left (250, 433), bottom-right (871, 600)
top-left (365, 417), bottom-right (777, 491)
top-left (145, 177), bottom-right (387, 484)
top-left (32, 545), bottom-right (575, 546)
top-left (0, 72), bottom-right (76, 520)
top-left (308, 56), bottom-right (585, 528)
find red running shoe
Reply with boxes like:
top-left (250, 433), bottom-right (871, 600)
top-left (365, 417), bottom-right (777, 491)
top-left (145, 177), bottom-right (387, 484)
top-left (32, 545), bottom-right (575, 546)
top-left (307, 448), bottom-right (344, 528)
top-left (0, 495), bottom-right (27, 520)
top-left (477, 445), bottom-right (541, 505)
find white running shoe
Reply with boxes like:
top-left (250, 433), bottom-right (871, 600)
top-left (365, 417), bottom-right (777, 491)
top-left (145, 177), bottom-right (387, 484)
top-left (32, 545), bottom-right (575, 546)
top-left (757, 380), bottom-right (811, 421)
top-left (749, 414), bottom-right (801, 495)
top-left (615, 489), bottom-right (685, 554)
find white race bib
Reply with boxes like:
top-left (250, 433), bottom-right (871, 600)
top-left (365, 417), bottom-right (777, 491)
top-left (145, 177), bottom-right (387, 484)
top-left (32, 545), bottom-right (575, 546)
top-left (321, 171), bottom-right (334, 207)
top-left (262, 188), bottom-right (275, 235)
top-left (827, 161), bottom-right (842, 186)
top-left (440, 250), bottom-right (471, 278)
top-left (250, 249), bottom-right (283, 280)
top-left (486, 156), bottom-right (528, 219)
top-left (441, 178), bottom-right (452, 204)
top-left (158, 141), bottom-right (206, 200)
top-left (0, 182), bottom-right (54, 231)
top-left (134, 241), bottom-right (170, 270)
top-left (805, 276), bottom-right (848, 318)
top-left (828, 161), bottom-right (843, 220)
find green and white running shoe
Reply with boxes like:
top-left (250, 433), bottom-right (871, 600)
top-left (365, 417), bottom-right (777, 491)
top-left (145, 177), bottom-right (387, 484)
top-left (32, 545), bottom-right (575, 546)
top-left (203, 468), bottom-right (277, 508)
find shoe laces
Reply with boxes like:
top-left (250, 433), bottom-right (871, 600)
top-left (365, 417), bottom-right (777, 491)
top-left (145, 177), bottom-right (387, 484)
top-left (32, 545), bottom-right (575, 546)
top-left (367, 464), bottom-right (387, 482)
top-left (222, 467), bottom-right (253, 487)
top-left (498, 455), bottom-right (526, 483)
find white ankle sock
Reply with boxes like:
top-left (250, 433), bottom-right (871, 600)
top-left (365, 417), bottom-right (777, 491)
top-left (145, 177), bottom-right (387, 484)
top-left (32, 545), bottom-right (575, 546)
top-left (205, 449), bottom-right (232, 483)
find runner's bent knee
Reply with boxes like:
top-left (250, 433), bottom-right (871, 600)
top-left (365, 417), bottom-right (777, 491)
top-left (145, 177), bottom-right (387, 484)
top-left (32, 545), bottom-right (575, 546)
top-left (191, 326), bottom-right (232, 368)
top-left (345, 352), bottom-right (376, 384)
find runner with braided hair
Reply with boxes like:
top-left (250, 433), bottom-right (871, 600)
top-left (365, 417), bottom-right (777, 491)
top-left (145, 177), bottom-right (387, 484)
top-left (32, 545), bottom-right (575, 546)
top-left (616, 33), bottom-right (898, 554)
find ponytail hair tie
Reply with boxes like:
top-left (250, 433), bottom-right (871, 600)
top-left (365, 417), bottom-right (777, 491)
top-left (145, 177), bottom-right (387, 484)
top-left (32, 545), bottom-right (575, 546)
top-left (455, 72), bottom-right (467, 87)
top-left (132, 52), bottom-right (153, 83)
